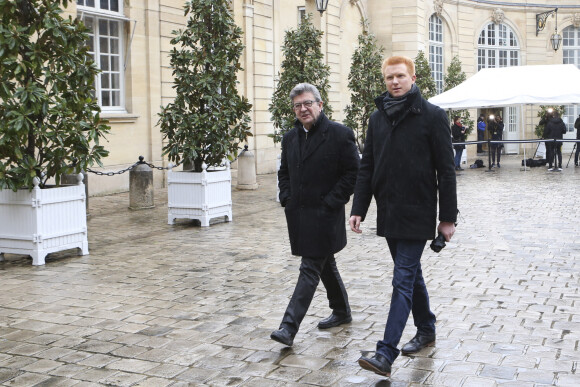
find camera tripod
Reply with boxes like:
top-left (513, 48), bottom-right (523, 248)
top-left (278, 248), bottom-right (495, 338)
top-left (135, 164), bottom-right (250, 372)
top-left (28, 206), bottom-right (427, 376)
top-left (566, 143), bottom-right (577, 168)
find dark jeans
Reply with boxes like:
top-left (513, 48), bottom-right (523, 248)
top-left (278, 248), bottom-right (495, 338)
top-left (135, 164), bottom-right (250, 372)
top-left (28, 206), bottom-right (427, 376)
top-left (376, 238), bottom-right (435, 363)
top-left (280, 254), bottom-right (350, 335)
top-left (491, 144), bottom-right (501, 164)
top-left (477, 130), bottom-right (484, 153)
top-left (454, 148), bottom-right (463, 168)
top-left (554, 143), bottom-right (562, 168)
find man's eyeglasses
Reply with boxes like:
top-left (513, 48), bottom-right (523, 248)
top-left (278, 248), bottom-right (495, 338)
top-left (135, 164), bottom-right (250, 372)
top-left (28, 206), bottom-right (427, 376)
top-left (293, 100), bottom-right (317, 110)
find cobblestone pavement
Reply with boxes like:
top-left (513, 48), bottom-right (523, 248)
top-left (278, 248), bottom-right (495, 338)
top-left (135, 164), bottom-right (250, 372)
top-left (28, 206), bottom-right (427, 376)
top-left (1, 155), bottom-right (579, 386)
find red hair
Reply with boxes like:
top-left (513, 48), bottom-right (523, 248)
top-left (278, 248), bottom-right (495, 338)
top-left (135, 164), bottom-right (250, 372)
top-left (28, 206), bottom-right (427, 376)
top-left (382, 56), bottom-right (415, 78)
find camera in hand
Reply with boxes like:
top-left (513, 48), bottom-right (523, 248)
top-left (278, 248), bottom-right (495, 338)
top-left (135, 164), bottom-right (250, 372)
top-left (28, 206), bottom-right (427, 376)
top-left (430, 232), bottom-right (447, 253)
top-left (430, 210), bottom-right (459, 253)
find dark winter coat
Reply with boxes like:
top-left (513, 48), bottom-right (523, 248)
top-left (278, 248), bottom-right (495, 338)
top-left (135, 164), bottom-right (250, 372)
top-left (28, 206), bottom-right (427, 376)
top-left (451, 123), bottom-right (466, 150)
top-left (278, 112), bottom-right (359, 257)
top-left (545, 117), bottom-right (567, 140)
top-left (350, 89), bottom-right (457, 240)
top-left (574, 116), bottom-right (580, 139)
top-left (491, 121), bottom-right (503, 141)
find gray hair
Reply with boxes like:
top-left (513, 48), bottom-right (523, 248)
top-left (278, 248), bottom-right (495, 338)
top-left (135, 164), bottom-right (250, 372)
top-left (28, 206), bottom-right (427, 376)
top-left (289, 83), bottom-right (322, 103)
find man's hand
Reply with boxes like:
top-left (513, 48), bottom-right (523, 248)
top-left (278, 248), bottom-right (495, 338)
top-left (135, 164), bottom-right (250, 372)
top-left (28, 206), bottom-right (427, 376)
top-left (349, 215), bottom-right (362, 233)
top-left (437, 221), bottom-right (455, 242)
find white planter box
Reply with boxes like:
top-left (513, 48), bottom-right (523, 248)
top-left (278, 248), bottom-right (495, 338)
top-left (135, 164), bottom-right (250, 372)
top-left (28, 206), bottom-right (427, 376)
top-left (167, 163), bottom-right (232, 227)
top-left (0, 175), bottom-right (88, 266)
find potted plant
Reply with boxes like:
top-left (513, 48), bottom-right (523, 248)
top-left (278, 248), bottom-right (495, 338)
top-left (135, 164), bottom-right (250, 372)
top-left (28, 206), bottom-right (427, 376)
top-left (158, 0), bottom-right (251, 227)
top-left (0, 0), bottom-right (109, 265)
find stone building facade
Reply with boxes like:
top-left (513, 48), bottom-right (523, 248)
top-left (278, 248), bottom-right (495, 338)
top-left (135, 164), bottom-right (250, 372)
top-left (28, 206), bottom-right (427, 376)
top-left (67, 0), bottom-right (580, 195)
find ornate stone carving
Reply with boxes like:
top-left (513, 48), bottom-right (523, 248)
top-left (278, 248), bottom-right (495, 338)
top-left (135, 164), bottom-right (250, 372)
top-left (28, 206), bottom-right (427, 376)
top-left (491, 8), bottom-right (505, 24)
top-left (573, 13), bottom-right (580, 28)
top-left (434, 0), bottom-right (444, 16)
top-left (350, 0), bottom-right (358, 5)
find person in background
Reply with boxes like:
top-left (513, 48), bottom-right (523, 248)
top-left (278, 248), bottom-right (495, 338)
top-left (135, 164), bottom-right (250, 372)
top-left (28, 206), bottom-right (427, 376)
top-left (271, 82), bottom-right (360, 347)
top-left (490, 115), bottom-right (504, 168)
top-left (350, 56), bottom-right (457, 377)
top-left (545, 111), bottom-right (567, 171)
top-left (451, 116), bottom-right (466, 171)
top-left (477, 114), bottom-right (486, 154)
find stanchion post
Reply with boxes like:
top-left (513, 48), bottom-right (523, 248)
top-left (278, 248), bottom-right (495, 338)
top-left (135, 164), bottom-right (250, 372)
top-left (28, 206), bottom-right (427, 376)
top-left (486, 138), bottom-right (494, 172)
top-left (129, 156), bottom-right (155, 210)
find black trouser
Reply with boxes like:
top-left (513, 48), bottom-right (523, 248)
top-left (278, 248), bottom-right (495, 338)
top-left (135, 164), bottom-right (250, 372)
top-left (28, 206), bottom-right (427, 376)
top-left (546, 142), bottom-right (554, 167)
top-left (280, 254), bottom-right (350, 335)
top-left (491, 144), bottom-right (501, 164)
top-left (575, 143), bottom-right (580, 165)
top-left (553, 142), bottom-right (563, 168)
top-left (477, 130), bottom-right (484, 153)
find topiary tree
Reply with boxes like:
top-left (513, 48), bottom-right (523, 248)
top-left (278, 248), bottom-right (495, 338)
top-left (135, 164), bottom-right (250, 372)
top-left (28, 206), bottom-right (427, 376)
top-left (0, 0), bottom-right (110, 191)
top-left (344, 22), bottom-right (384, 152)
top-left (158, 0), bottom-right (252, 172)
top-left (535, 105), bottom-right (566, 138)
top-left (414, 51), bottom-right (437, 100)
top-left (444, 56), bottom-right (474, 136)
top-left (269, 14), bottom-right (332, 144)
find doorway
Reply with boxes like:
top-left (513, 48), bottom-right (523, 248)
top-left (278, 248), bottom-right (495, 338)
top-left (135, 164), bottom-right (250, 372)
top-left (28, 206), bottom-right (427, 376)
top-left (478, 107), bottom-right (518, 154)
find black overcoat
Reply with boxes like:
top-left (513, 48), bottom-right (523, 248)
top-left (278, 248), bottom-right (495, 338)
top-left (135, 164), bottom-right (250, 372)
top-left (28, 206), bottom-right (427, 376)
top-left (278, 112), bottom-right (359, 257)
top-left (351, 90), bottom-right (457, 240)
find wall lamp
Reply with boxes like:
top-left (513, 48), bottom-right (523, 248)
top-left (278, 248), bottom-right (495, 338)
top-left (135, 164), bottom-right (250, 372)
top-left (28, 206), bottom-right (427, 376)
top-left (536, 8), bottom-right (562, 51)
top-left (315, 0), bottom-right (329, 16)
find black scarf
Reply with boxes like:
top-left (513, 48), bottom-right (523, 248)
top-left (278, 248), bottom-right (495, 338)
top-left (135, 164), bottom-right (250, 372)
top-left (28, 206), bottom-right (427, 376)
top-left (382, 84), bottom-right (419, 120)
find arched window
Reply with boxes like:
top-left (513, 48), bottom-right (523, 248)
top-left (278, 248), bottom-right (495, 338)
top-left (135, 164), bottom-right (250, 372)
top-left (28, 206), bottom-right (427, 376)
top-left (429, 14), bottom-right (444, 94)
top-left (563, 25), bottom-right (580, 132)
top-left (477, 23), bottom-right (519, 71)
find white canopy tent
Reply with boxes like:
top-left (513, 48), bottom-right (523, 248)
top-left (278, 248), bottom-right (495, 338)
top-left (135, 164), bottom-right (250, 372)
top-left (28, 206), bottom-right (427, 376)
top-left (428, 64), bottom-right (580, 109)
top-left (428, 64), bottom-right (580, 161)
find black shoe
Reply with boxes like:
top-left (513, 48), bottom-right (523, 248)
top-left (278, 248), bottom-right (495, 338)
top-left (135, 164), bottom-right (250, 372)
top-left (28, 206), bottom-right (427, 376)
top-left (401, 333), bottom-right (436, 355)
top-left (358, 353), bottom-right (391, 377)
top-left (317, 313), bottom-right (352, 329)
top-left (270, 328), bottom-right (294, 346)
top-left (457, 167), bottom-right (464, 171)
top-left (497, 163), bottom-right (501, 168)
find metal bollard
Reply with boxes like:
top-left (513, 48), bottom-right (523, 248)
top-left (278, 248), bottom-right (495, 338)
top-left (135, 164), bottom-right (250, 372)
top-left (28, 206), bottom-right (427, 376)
top-left (129, 156), bottom-right (155, 210)
top-left (236, 145), bottom-right (258, 190)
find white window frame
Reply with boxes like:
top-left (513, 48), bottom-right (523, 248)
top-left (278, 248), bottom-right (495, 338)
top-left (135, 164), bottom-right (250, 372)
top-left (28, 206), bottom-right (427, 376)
top-left (428, 14), bottom-right (444, 94)
top-left (78, 1), bottom-right (127, 113)
top-left (477, 22), bottom-right (519, 71)
top-left (563, 25), bottom-right (580, 133)
top-left (298, 6), bottom-right (306, 24)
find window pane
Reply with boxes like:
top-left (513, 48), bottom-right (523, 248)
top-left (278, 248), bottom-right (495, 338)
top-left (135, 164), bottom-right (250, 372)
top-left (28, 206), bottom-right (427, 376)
top-left (111, 56), bottom-right (119, 71)
top-left (110, 0), bottom-right (119, 12)
top-left (100, 0), bottom-right (109, 10)
top-left (100, 37), bottom-right (109, 53)
top-left (100, 55), bottom-right (109, 70)
top-left (110, 22), bottom-right (119, 36)
top-left (111, 39), bottom-right (119, 54)
top-left (101, 90), bottom-right (110, 106)
top-left (99, 20), bottom-right (108, 35)
top-left (112, 91), bottom-right (120, 106)
top-left (487, 24), bottom-right (495, 45)
top-left (111, 73), bottom-right (120, 88)
top-left (101, 74), bottom-right (110, 89)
